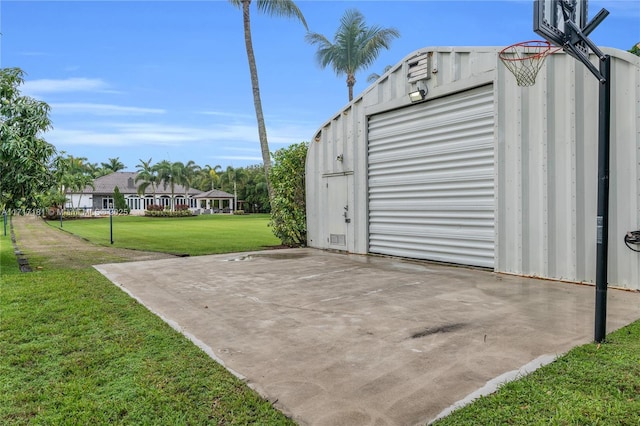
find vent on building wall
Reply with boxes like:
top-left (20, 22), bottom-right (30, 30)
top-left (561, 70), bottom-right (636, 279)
top-left (330, 234), bottom-right (346, 246)
top-left (406, 52), bottom-right (432, 83)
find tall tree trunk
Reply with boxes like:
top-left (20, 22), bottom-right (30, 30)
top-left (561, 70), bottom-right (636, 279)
top-left (170, 183), bottom-right (175, 211)
top-left (347, 73), bottom-right (356, 102)
top-left (241, 0), bottom-right (274, 204)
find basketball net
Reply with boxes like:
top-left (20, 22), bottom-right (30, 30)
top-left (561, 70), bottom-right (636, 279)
top-left (499, 40), bottom-right (556, 87)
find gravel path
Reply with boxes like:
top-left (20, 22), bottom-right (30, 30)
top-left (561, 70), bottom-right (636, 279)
top-left (9, 214), bottom-right (175, 271)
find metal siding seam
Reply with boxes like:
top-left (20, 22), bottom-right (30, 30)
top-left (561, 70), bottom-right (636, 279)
top-left (520, 83), bottom-right (530, 274)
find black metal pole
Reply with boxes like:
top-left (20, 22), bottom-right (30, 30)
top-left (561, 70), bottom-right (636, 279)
top-left (3, 211), bottom-right (7, 236)
top-left (594, 54), bottom-right (611, 343)
top-left (110, 210), bottom-right (114, 245)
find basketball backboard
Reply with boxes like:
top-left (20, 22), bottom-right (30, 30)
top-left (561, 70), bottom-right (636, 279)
top-left (533, 0), bottom-right (588, 48)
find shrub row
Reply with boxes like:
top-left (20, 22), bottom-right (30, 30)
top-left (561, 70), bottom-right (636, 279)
top-left (144, 210), bottom-right (193, 217)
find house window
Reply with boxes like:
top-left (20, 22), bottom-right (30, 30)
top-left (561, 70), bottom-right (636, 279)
top-left (127, 196), bottom-right (141, 210)
top-left (144, 196), bottom-right (154, 208)
top-left (102, 197), bottom-right (114, 209)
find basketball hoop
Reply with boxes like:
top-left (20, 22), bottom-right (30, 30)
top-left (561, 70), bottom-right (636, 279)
top-left (499, 40), bottom-right (555, 87)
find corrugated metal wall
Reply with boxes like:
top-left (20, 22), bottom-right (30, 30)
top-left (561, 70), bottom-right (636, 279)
top-left (306, 46), bottom-right (640, 290)
top-left (306, 47), bottom-right (498, 255)
top-left (368, 85), bottom-right (495, 267)
top-left (496, 49), bottom-right (640, 289)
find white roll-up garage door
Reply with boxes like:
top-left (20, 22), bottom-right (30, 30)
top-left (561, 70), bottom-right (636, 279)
top-left (368, 84), bottom-right (495, 268)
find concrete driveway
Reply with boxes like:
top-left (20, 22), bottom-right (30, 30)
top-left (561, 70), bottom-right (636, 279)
top-left (95, 248), bottom-right (640, 426)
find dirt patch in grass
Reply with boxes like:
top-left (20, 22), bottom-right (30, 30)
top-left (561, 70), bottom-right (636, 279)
top-left (10, 215), bottom-right (175, 270)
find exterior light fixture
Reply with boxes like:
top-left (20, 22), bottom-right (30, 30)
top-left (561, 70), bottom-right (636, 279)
top-left (409, 88), bottom-right (426, 102)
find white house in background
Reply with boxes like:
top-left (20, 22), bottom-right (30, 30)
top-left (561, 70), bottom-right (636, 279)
top-left (65, 171), bottom-right (234, 215)
top-left (194, 189), bottom-right (236, 213)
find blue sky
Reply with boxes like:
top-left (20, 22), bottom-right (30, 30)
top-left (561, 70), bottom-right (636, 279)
top-left (1, 0), bottom-right (638, 171)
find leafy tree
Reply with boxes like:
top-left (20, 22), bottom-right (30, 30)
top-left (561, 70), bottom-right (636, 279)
top-left (112, 186), bottom-right (130, 214)
top-left (269, 142), bottom-right (308, 246)
top-left (306, 9), bottom-right (400, 101)
top-left (630, 42), bottom-right (640, 56)
top-left (242, 164), bottom-right (270, 212)
top-left (228, 0), bottom-right (308, 203)
top-left (0, 67), bottom-right (56, 210)
top-left (38, 188), bottom-right (68, 213)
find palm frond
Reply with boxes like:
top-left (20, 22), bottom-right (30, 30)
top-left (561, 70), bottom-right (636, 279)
top-left (255, 0), bottom-right (308, 29)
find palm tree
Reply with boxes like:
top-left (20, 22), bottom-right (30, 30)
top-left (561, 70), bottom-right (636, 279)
top-left (67, 156), bottom-right (94, 209)
top-left (306, 9), bottom-right (400, 102)
top-left (178, 160), bottom-right (200, 205)
top-left (155, 160), bottom-right (183, 211)
top-left (85, 161), bottom-right (105, 178)
top-left (228, 0), bottom-right (307, 204)
top-left (205, 164), bottom-right (222, 190)
top-left (52, 154), bottom-right (94, 209)
top-left (366, 65), bottom-right (393, 84)
top-left (135, 158), bottom-right (159, 207)
top-left (219, 166), bottom-right (249, 211)
top-left (100, 157), bottom-right (126, 174)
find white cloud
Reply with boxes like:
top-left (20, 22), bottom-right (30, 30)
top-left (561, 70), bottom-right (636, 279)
top-left (224, 146), bottom-right (263, 153)
top-left (48, 125), bottom-right (194, 147)
top-left (22, 77), bottom-right (111, 95)
top-left (199, 110), bottom-right (254, 119)
top-left (47, 129), bottom-right (137, 147)
top-left (51, 103), bottom-right (166, 115)
top-left (45, 114), bottom-right (314, 151)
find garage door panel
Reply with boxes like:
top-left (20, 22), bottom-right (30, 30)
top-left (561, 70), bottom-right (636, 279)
top-left (368, 84), bottom-right (495, 268)
top-left (369, 211), bottom-right (494, 225)
top-left (368, 91), bottom-right (493, 136)
top-left (370, 151), bottom-right (493, 176)
top-left (369, 123), bottom-right (494, 157)
top-left (370, 169), bottom-right (493, 186)
top-left (369, 238), bottom-right (495, 268)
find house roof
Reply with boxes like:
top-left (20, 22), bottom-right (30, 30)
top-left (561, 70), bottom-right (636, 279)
top-left (74, 172), bottom-right (202, 196)
top-left (194, 188), bottom-right (235, 199)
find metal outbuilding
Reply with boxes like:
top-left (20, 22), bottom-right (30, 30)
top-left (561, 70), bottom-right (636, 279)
top-left (306, 46), bottom-right (640, 290)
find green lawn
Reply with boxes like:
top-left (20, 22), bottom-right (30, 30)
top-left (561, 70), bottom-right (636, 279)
top-left (0, 224), bottom-right (294, 425)
top-left (51, 214), bottom-right (281, 255)
top-left (4, 215), bottom-right (640, 425)
top-left (432, 321), bottom-right (640, 425)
